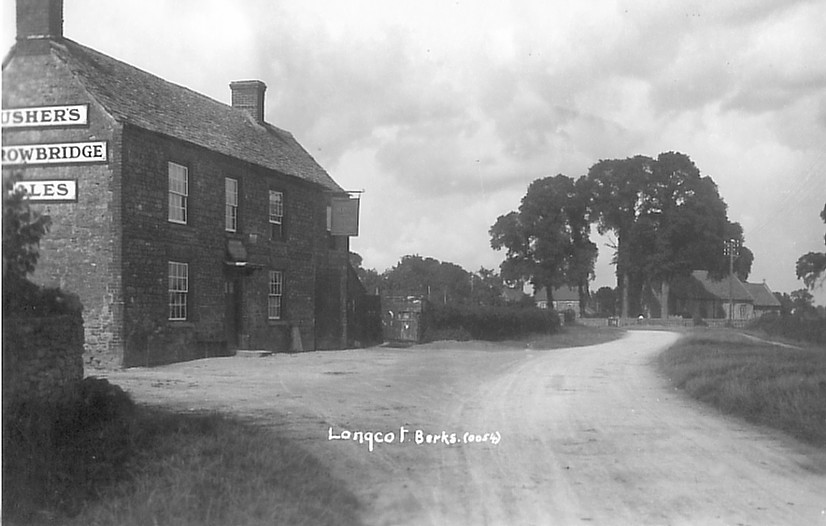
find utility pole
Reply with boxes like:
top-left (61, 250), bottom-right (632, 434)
top-left (723, 238), bottom-right (740, 325)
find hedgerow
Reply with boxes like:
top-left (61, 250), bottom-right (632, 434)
top-left (423, 303), bottom-right (560, 342)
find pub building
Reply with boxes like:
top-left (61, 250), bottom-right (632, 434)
top-left (2, 0), bottom-right (369, 367)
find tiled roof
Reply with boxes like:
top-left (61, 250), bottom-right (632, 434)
top-left (49, 38), bottom-right (343, 192)
top-left (743, 282), bottom-right (782, 308)
top-left (535, 286), bottom-right (580, 303)
top-left (691, 270), bottom-right (753, 302)
top-left (502, 287), bottom-right (527, 302)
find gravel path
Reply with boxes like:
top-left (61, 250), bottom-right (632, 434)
top-left (103, 331), bottom-right (826, 525)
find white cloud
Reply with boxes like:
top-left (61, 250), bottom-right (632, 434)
top-left (4, 0), bottom-right (825, 303)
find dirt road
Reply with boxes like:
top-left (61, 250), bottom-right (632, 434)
top-left (105, 330), bottom-right (826, 525)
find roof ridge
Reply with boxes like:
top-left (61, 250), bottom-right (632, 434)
top-left (39, 37), bottom-right (343, 192)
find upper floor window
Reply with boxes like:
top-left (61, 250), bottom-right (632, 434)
top-left (269, 190), bottom-right (284, 240)
top-left (168, 261), bottom-right (188, 320)
top-left (168, 162), bottom-right (188, 223)
top-left (225, 177), bottom-right (238, 232)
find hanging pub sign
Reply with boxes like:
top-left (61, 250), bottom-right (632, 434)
top-left (1, 141), bottom-right (107, 166)
top-left (13, 180), bottom-right (78, 202)
top-left (330, 196), bottom-right (360, 236)
top-left (1, 104), bottom-right (89, 128)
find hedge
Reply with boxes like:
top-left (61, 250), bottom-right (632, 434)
top-left (423, 303), bottom-right (560, 342)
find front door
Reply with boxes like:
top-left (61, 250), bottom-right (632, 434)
top-left (225, 276), bottom-right (242, 350)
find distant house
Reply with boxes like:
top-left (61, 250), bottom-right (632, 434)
top-left (670, 270), bottom-right (780, 320)
top-left (534, 286), bottom-right (581, 316)
top-left (502, 286), bottom-right (530, 304)
top-left (743, 281), bottom-right (782, 317)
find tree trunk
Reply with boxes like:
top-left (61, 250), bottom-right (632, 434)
top-left (577, 282), bottom-right (586, 318)
top-left (661, 280), bottom-right (670, 319)
top-left (622, 273), bottom-right (629, 318)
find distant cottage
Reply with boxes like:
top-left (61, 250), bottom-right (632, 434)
top-left (529, 272), bottom-right (782, 321)
top-left (2, 0), bottom-right (367, 367)
top-left (668, 271), bottom-right (781, 320)
top-left (534, 286), bottom-right (583, 316)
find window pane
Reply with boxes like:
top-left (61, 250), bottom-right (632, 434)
top-left (226, 178), bottom-right (238, 232)
top-left (168, 163), bottom-right (188, 223)
top-left (268, 270), bottom-right (283, 319)
top-left (168, 262), bottom-right (188, 320)
top-left (269, 191), bottom-right (283, 223)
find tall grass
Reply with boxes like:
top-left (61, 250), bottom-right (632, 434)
top-left (3, 391), bottom-right (363, 526)
top-left (69, 409), bottom-right (362, 526)
top-left (748, 314), bottom-right (826, 346)
top-left (657, 331), bottom-right (826, 447)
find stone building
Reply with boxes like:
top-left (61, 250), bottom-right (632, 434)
top-left (2, 0), bottom-right (363, 367)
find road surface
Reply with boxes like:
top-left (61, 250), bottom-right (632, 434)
top-left (106, 330), bottom-right (826, 525)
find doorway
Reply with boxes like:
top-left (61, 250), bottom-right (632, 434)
top-left (225, 276), bottom-right (242, 350)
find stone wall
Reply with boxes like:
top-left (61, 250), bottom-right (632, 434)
top-left (3, 47), bottom-right (123, 370)
top-left (2, 314), bottom-right (85, 405)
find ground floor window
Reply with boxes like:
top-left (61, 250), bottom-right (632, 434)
top-left (169, 261), bottom-right (188, 320)
top-left (268, 270), bottom-right (283, 320)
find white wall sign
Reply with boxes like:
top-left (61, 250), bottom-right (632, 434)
top-left (1, 104), bottom-right (89, 128)
top-left (1, 141), bottom-right (107, 166)
top-left (13, 180), bottom-right (78, 202)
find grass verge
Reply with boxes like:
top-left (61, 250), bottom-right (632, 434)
top-left (517, 323), bottom-right (625, 349)
top-left (657, 329), bottom-right (826, 448)
top-left (4, 404), bottom-right (363, 526)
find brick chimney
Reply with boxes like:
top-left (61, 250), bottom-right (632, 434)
top-left (17, 0), bottom-right (64, 40)
top-left (230, 80), bottom-right (267, 123)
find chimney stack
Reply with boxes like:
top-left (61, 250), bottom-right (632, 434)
top-left (230, 80), bottom-right (267, 123)
top-left (17, 0), bottom-right (64, 41)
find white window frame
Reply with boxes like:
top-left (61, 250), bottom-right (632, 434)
top-left (268, 270), bottom-right (283, 320)
top-left (168, 162), bottom-right (188, 224)
top-left (225, 177), bottom-right (238, 232)
top-left (168, 261), bottom-right (188, 320)
top-left (269, 190), bottom-right (284, 239)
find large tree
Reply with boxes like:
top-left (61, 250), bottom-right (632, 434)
top-left (469, 267), bottom-right (507, 307)
top-left (490, 174), bottom-right (597, 304)
top-left (586, 155), bottom-right (655, 317)
top-left (640, 152), bottom-right (740, 317)
top-left (796, 202), bottom-right (826, 290)
top-left (382, 255), bottom-right (472, 304)
top-left (587, 152), bottom-right (746, 318)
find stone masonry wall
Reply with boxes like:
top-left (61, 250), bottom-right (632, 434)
top-left (2, 46), bottom-right (122, 369)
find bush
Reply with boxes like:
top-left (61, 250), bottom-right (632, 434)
top-left (423, 303), bottom-right (560, 342)
top-left (2, 277), bottom-right (83, 317)
top-left (2, 377), bottom-right (136, 521)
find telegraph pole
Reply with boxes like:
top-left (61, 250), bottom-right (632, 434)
top-left (723, 238), bottom-right (740, 325)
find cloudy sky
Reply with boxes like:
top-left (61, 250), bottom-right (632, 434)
top-left (3, 0), bottom-right (826, 303)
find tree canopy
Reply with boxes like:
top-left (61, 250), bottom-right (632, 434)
top-left (490, 174), bottom-right (597, 305)
top-left (350, 253), bottom-right (508, 307)
top-left (584, 152), bottom-right (749, 317)
top-left (796, 202), bottom-right (826, 290)
top-left (490, 151), bottom-right (750, 318)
